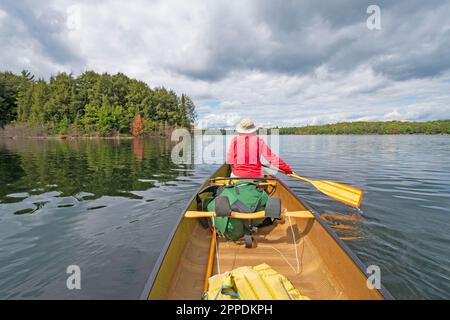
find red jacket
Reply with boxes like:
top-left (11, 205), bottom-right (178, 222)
top-left (227, 134), bottom-right (293, 177)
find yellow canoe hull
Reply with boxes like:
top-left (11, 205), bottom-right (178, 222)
top-left (141, 164), bottom-right (393, 300)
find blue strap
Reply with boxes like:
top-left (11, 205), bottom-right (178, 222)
top-left (213, 285), bottom-right (241, 300)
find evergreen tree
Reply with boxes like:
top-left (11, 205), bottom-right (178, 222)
top-left (16, 70), bottom-right (35, 122)
top-left (0, 72), bottom-right (21, 127)
top-left (183, 95), bottom-right (197, 127)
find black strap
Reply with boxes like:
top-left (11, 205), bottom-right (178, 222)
top-left (197, 185), bottom-right (222, 210)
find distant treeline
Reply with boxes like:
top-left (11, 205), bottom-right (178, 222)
top-left (278, 120), bottom-right (450, 135)
top-left (0, 70), bottom-right (196, 136)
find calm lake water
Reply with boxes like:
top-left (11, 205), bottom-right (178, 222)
top-left (0, 135), bottom-right (449, 299)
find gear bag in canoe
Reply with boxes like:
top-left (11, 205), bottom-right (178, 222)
top-left (200, 181), bottom-right (270, 241)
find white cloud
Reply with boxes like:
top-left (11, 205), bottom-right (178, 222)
top-left (1, 0), bottom-right (450, 128)
top-left (195, 112), bottom-right (241, 130)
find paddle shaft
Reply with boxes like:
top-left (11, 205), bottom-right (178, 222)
top-left (261, 163), bottom-right (307, 182)
top-left (262, 164), bottom-right (363, 207)
top-left (288, 173), bottom-right (312, 184)
top-left (203, 228), bottom-right (216, 294)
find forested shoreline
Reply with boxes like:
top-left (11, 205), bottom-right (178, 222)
top-left (0, 70), bottom-right (196, 137)
top-left (278, 120), bottom-right (450, 135)
top-left (2, 71), bottom-right (449, 137)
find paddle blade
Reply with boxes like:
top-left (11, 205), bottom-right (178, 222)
top-left (311, 180), bottom-right (364, 208)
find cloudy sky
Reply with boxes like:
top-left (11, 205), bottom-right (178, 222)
top-left (1, 0), bottom-right (450, 128)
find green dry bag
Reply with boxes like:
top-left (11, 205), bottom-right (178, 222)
top-left (206, 182), bottom-right (268, 241)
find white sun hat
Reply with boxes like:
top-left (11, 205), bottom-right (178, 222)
top-left (236, 118), bottom-right (258, 134)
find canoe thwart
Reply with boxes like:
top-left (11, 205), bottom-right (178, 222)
top-left (185, 210), bottom-right (267, 219)
top-left (209, 177), bottom-right (278, 182)
top-left (211, 180), bottom-right (277, 187)
top-left (185, 210), bottom-right (315, 219)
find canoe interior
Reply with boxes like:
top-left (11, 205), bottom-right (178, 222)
top-left (145, 164), bottom-right (386, 300)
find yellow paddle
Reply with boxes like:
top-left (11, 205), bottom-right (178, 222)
top-left (263, 165), bottom-right (364, 208)
top-left (288, 173), bottom-right (364, 208)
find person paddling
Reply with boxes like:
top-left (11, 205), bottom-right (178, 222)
top-left (227, 118), bottom-right (294, 178)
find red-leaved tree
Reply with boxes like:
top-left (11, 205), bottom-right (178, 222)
top-left (131, 113), bottom-right (145, 136)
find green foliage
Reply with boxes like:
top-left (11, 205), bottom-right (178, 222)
top-left (179, 94), bottom-right (197, 127)
top-left (0, 72), bottom-right (21, 127)
top-left (0, 70), bottom-right (197, 135)
top-left (96, 96), bottom-right (115, 136)
top-left (59, 116), bottom-right (70, 135)
top-left (16, 71), bottom-right (35, 122)
top-left (279, 120), bottom-right (450, 135)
